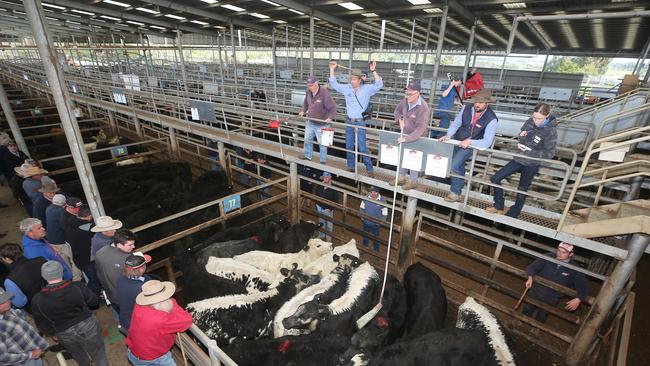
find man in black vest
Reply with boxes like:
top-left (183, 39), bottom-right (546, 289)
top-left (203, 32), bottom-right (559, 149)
top-left (438, 89), bottom-right (498, 202)
top-left (0, 243), bottom-right (46, 312)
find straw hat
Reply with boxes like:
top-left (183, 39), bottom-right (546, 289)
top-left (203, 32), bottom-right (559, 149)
top-left (351, 69), bottom-right (363, 78)
top-left (90, 215), bottom-right (123, 233)
top-left (468, 89), bottom-right (496, 103)
top-left (14, 163), bottom-right (48, 178)
top-left (136, 280), bottom-right (176, 306)
top-left (37, 177), bottom-right (60, 193)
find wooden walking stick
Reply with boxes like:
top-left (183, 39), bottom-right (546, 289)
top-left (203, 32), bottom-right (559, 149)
top-left (514, 287), bottom-right (530, 310)
top-left (177, 333), bottom-right (188, 366)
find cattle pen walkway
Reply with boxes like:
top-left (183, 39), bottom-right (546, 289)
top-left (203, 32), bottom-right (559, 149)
top-left (1, 62), bottom-right (648, 366)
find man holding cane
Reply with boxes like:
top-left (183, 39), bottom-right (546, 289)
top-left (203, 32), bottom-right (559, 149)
top-left (299, 75), bottom-right (337, 164)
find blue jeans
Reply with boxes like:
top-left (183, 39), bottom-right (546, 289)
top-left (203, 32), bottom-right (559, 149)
top-left (304, 120), bottom-right (329, 163)
top-left (431, 111), bottom-right (452, 138)
top-left (128, 350), bottom-right (176, 366)
top-left (80, 262), bottom-right (102, 296)
top-left (316, 205), bottom-right (334, 241)
top-left (362, 220), bottom-right (381, 251)
top-left (345, 119), bottom-right (373, 172)
top-left (491, 160), bottom-right (539, 218)
top-left (450, 146), bottom-right (474, 195)
top-left (256, 179), bottom-right (270, 200)
top-left (19, 359), bottom-right (42, 366)
top-left (57, 316), bottom-right (109, 366)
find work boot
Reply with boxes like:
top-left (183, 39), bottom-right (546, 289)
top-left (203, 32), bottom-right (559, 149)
top-left (444, 192), bottom-right (461, 202)
top-left (402, 180), bottom-right (418, 190)
top-left (486, 206), bottom-right (505, 215)
top-left (388, 176), bottom-right (408, 186)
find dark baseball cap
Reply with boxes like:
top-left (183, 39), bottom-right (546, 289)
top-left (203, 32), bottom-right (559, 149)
top-left (406, 80), bottom-right (421, 92)
top-left (66, 196), bottom-right (82, 208)
top-left (125, 252), bottom-right (152, 270)
top-left (306, 75), bottom-right (318, 85)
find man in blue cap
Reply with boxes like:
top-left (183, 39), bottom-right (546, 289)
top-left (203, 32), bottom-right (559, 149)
top-left (299, 75), bottom-right (337, 164)
top-left (314, 171), bottom-right (338, 241)
top-left (360, 186), bottom-right (387, 251)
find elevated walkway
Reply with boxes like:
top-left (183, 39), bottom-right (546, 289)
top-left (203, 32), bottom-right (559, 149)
top-left (562, 200), bottom-right (650, 239)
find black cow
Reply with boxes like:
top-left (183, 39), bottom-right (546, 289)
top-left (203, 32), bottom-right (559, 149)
top-left (173, 253), bottom-right (247, 305)
top-left (188, 267), bottom-right (319, 345)
top-left (403, 262), bottom-right (447, 339)
top-left (272, 220), bottom-right (322, 253)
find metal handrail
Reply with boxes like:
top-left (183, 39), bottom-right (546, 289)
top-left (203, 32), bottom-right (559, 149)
top-left (558, 125), bottom-right (650, 229)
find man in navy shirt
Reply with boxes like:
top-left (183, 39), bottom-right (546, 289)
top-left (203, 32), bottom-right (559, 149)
top-left (117, 252), bottom-right (152, 333)
top-left (523, 242), bottom-right (589, 323)
top-left (432, 80), bottom-right (462, 138)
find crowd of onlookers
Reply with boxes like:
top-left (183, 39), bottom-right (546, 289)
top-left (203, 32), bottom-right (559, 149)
top-left (0, 132), bottom-right (192, 365)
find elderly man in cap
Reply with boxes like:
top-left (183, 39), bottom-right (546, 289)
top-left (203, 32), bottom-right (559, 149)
top-left (299, 75), bottom-right (337, 164)
top-left (438, 89), bottom-right (498, 202)
top-left (523, 242), bottom-right (589, 323)
top-left (18, 164), bottom-right (48, 209)
top-left (315, 171), bottom-right (338, 241)
top-left (31, 261), bottom-right (108, 366)
top-left (126, 280), bottom-right (193, 366)
top-left (32, 176), bottom-right (60, 225)
top-left (391, 80), bottom-right (431, 191)
top-left (117, 252), bottom-right (152, 333)
top-left (0, 287), bottom-right (49, 366)
top-left (95, 228), bottom-right (136, 320)
top-left (19, 218), bottom-right (72, 281)
top-left (90, 215), bottom-right (122, 261)
top-left (360, 186), bottom-right (388, 252)
top-left (329, 60), bottom-right (383, 176)
top-left (1, 243), bottom-right (46, 311)
top-left (44, 194), bottom-right (84, 282)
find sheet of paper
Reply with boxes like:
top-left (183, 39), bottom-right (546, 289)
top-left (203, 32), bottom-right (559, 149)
top-left (443, 138), bottom-right (487, 151)
top-left (425, 154), bottom-right (449, 178)
top-left (191, 107), bottom-right (200, 120)
top-left (320, 128), bottom-right (334, 147)
top-left (380, 144), bottom-right (399, 166)
top-left (401, 148), bottom-right (424, 171)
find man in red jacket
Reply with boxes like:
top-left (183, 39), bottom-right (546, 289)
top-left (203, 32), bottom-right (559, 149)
top-left (125, 280), bottom-right (192, 366)
top-left (463, 67), bottom-right (484, 100)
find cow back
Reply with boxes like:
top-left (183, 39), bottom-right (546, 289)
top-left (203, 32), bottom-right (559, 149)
top-left (403, 262), bottom-right (447, 339)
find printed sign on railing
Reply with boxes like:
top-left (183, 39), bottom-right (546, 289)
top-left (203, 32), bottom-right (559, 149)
top-left (223, 194), bottom-right (241, 213)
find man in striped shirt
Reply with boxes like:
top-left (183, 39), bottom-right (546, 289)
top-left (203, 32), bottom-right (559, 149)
top-left (0, 287), bottom-right (49, 365)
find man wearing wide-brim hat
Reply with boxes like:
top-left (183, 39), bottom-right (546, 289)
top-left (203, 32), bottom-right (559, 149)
top-left (125, 280), bottom-right (193, 366)
top-left (32, 176), bottom-right (60, 226)
top-left (438, 89), bottom-right (498, 202)
top-left (16, 163), bottom-right (48, 205)
top-left (89, 215), bottom-right (123, 261)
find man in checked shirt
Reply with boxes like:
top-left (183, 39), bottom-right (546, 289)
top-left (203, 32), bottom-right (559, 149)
top-left (0, 287), bottom-right (49, 365)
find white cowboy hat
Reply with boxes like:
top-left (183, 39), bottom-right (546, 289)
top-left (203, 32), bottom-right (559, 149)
top-left (14, 164), bottom-right (48, 178)
top-left (136, 280), bottom-right (176, 306)
top-left (90, 215), bottom-right (123, 232)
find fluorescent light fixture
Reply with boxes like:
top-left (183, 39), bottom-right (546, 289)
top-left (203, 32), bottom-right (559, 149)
top-left (136, 7), bottom-right (159, 14)
top-left (126, 20), bottom-right (145, 26)
top-left (221, 4), bottom-right (246, 12)
top-left (100, 15), bottom-right (121, 21)
top-left (103, 0), bottom-right (130, 8)
top-left (150, 25), bottom-right (166, 30)
top-left (214, 25), bottom-right (226, 29)
top-left (288, 8), bottom-right (304, 14)
top-left (42, 3), bottom-right (66, 10)
top-left (250, 12), bottom-right (270, 18)
top-left (70, 9), bottom-right (95, 16)
top-left (261, 0), bottom-right (280, 5)
top-left (273, 19), bottom-right (287, 24)
top-left (314, 17), bottom-right (320, 20)
top-left (115, 23), bottom-right (130, 27)
top-left (201, 0), bottom-right (218, 3)
top-left (362, 12), bottom-right (378, 17)
top-left (46, 16), bottom-right (58, 21)
top-left (423, 7), bottom-right (442, 13)
top-left (190, 20), bottom-right (209, 25)
top-left (67, 13), bottom-right (81, 17)
top-left (503, 2), bottom-right (527, 8)
top-left (164, 14), bottom-right (186, 20)
top-left (408, 0), bottom-right (430, 4)
top-left (67, 20), bottom-right (81, 24)
top-left (338, 2), bottom-right (363, 10)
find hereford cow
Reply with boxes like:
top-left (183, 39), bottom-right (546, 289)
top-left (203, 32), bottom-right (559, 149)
top-left (188, 267), bottom-right (319, 345)
top-left (403, 262), bottom-right (447, 339)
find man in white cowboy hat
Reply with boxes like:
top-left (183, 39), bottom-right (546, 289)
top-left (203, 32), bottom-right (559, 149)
top-left (32, 176), bottom-right (60, 226)
top-left (90, 215), bottom-right (123, 261)
top-left (438, 88), bottom-right (498, 202)
top-left (17, 163), bottom-right (48, 205)
top-left (125, 280), bottom-right (192, 366)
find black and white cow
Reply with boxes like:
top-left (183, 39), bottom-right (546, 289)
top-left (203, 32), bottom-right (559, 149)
top-left (173, 253), bottom-right (247, 304)
top-left (403, 262), bottom-right (447, 339)
top-left (187, 267), bottom-right (319, 345)
top-left (233, 238), bottom-right (333, 274)
top-left (194, 237), bottom-right (264, 266)
top-left (281, 261), bottom-right (380, 337)
top-left (204, 257), bottom-right (285, 292)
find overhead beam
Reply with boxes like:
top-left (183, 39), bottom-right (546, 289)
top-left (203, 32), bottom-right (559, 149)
top-left (137, 0), bottom-right (271, 33)
top-left (448, 0), bottom-right (476, 25)
top-left (269, 0), bottom-right (352, 29)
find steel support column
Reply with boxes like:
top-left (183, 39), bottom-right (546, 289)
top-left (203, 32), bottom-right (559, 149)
top-left (169, 127), bottom-right (179, 158)
top-left (23, 0), bottom-right (105, 218)
top-left (499, 17), bottom-right (518, 81)
top-left (0, 82), bottom-right (29, 155)
top-left (132, 115), bottom-right (143, 138)
top-left (217, 141), bottom-right (228, 180)
top-left (633, 36), bottom-right (650, 76)
top-left (565, 234), bottom-right (649, 366)
top-left (348, 23), bottom-right (355, 74)
top-left (309, 15), bottom-right (315, 75)
top-left (272, 28), bottom-right (278, 100)
top-left (107, 110), bottom-right (117, 135)
top-left (176, 31), bottom-right (189, 93)
top-left (379, 20), bottom-right (386, 51)
top-left (538, 52), bottom-right (550, 83)
top-left (288, 162), bottom-right (300, 224)
top-left (623, 176), bottom-right (644, 202)
top-left (397, 196), bottom-right (418, 268)
top-left (428, 5), bottom-right (449, 107)
top-left (462, 21), bottom-right (477, 85)
top-left (420, 18), bottom-right (433, 80)
top-left (231, 24), bottom-right (239, 87)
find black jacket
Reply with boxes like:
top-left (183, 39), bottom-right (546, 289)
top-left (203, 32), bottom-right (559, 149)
top-left (0, 148), bottom-right (28, 178)
top-left (31, 281), bottom-right (99, 335)
top-left (7, 256), bottom-right (47, 311)
top-left (514, 116), bottom-right (558, 166)
top-left (63, 213), bottom-right (94, 268)
top-left (315, 185), bottom-right (338, 210)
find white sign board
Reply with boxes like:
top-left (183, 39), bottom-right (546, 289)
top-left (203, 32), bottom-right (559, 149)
top-left (539, 87), bottom-right (573, 102)
top-left (598, 142), bottom-right (630, 162)
top-left (203, 82), bottom-right (219, 94)
top-left (280, 69), bottom-right (294, 79)
top-left (113, 92), bottom-right (127, 104)
top-left (291, 90), bottom-right (306, 106)
top-left (121, 74), bottom-right (141, 91)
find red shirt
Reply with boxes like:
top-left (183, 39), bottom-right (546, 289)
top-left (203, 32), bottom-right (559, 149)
top-left (125, 299), bottom-right (193, 360)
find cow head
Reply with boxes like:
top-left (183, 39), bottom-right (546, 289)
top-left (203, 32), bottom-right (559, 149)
top-left (337, 352), bottom-right (370, 366)
top-left (333, 253), bottom-right (363, 271)
top-left (280, 264), bottom-right (320, 291)
top-left (281, 299), bottom-right (330, 332)
top-left (302, 238), bottom-right (334, 255)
